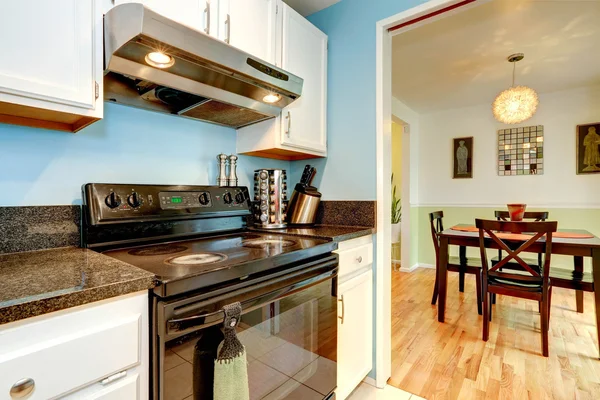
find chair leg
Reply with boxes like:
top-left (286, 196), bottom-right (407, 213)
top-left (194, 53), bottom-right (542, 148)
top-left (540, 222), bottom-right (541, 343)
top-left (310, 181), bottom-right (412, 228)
top-left (541, 294), bottom-right (549, 357)
top-left (431, 266), bottom-right (439, 305)
top-left (459, 271), bottom-right (465, 292)
top-left (548, 285), bottom-right (553, 328)
top-left (492, 293), bottom-right (496, 304)
top-left (475, 272), bottom-right (482, 316)
top-left (489, 293), bottom-right (493, 322)
top-left (482, 285), bottom-right (489, 341)
top-left (538, 301), bottom-right (541, 313)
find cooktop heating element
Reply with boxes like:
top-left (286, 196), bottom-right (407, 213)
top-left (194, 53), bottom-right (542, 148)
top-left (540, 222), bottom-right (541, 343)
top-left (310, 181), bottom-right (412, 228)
top-left (129, 244), bottom-right (188, 256)
top-left (242, 238), bottom-right (297, 248)
top-left (166, 253), bottom-right (227, 265)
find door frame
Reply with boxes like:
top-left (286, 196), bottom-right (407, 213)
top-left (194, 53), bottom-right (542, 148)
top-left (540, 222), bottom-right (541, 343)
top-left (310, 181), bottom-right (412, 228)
top-left (374, 0), bottom-right (486, 387)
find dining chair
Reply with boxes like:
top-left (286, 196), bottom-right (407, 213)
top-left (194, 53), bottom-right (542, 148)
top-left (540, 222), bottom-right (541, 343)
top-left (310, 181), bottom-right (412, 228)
top-left (429, 211), bottom-right (482, 315)
top-left (494, 211), bottom-right (588, 312)
top-left (476, 219), bottom-right (557, 357)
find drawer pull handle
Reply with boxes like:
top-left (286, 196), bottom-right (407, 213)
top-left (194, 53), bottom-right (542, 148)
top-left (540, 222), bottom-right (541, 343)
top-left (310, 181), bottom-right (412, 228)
top-left (356, 256), bottom-right (363, 263)
top-left (10, 378), bottom-right (34, 398)
top-left (338, 295), bottom-right (345, 324)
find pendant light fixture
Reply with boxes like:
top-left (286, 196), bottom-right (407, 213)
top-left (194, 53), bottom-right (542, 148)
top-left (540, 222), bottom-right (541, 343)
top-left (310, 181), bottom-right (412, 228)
top-left (492, 53), bottom-right (539, 124)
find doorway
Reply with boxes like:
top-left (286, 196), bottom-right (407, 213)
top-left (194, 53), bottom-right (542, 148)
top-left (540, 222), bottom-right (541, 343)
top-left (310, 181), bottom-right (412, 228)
top-left (374, 0), bottom-right (485, 389)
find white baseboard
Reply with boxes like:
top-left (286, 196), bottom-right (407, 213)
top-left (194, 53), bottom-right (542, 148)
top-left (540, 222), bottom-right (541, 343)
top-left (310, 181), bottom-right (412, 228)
top-left (398, 263), bottom-right (434, 272)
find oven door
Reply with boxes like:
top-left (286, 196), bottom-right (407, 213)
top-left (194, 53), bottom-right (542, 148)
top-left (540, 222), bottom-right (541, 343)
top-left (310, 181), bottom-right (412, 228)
top-left (154, 254), bottom-right (338, 400)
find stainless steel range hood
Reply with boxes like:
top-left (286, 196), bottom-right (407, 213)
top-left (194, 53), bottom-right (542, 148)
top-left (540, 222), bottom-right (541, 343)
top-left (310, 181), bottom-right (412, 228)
top-left (103, 3), bottom-right (303, 128)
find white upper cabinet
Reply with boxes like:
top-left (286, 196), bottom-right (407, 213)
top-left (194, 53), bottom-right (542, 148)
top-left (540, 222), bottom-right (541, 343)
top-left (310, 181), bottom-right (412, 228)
top-left (235, 1), bottom-right (328, 160)
top-left (228, 0), bottom-right (277, 64)
top-left (146, 0), bottom-right (205, 32)
top-left (0, 0), bottom-right (103, 132)
top-left (279, 4), bottom-right (327, 153)
top-left (107, 0), bottom-right (209, 34)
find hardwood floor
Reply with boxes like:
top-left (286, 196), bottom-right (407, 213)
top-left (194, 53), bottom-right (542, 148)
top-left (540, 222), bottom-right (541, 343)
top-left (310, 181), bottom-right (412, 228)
top-left (389, 268), bottom-right (600, 400)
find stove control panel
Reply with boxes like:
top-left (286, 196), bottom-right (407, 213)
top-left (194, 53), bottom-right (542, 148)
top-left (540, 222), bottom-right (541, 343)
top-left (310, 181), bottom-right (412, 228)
top-left (83, 184), bottom-right (251, 225)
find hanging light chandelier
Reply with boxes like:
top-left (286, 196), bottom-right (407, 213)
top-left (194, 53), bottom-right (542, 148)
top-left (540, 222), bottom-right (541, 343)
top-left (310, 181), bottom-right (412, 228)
top-left (492, 53), bottom-right (539, 124)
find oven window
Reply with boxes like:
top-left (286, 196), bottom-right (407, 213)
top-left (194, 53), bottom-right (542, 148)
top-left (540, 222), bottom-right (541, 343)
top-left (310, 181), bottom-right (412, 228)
top-left (163, 279), bottom-right (337, 400)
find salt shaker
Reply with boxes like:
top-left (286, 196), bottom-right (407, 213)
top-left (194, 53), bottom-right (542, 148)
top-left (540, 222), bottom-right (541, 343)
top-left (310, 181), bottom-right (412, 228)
top-left (227, 154), bottom-right (238, 187)
top-left (217, 154), bottom-right (228, 187)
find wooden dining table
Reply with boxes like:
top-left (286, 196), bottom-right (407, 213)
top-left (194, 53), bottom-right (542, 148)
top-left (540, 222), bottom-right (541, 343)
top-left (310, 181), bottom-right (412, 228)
top-left (437, 224), bottom-right (600, 355)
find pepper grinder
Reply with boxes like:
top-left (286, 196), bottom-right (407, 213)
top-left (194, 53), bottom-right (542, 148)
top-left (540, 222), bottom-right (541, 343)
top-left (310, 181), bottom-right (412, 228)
top-left (217, 154), bottom-right (228, 187)
top-left (227, 154), bottom-right (238, 187)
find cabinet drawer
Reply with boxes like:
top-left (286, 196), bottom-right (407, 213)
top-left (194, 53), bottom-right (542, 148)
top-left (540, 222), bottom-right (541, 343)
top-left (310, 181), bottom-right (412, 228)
top-left (0, 295), bottom-right (144, 400)
top-left (336, 243), bottom-right (373, 279)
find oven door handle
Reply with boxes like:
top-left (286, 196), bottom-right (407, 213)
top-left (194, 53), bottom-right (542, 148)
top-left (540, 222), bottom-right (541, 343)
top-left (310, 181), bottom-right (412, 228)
top-left (166, 258), bottom-right (338, 334)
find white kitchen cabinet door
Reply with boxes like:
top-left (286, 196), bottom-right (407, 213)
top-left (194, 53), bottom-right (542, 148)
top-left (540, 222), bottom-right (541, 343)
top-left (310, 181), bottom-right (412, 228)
top-left (0, 0), bottom-right (96, 110)
top-left (337, 270), bottom-right (373, 400)
top-left (228, 0), bottom-right (277, 64)
top-left (280, 3), bottom-right (327, 153)
top-left (145, 0), bottom-right (205, 32)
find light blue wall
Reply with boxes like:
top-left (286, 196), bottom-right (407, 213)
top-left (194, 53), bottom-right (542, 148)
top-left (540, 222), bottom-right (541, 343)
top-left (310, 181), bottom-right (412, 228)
top-left (290, 0), bottom-right (425, 201)
top-left (300, 0), bottom-right (427, 380)
top-left (0, 103), bottom-right (289, 205)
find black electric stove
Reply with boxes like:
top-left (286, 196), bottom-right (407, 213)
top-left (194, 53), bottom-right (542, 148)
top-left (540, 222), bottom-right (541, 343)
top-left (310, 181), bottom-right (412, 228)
top-left (81, 183), bottom-right (338, 400)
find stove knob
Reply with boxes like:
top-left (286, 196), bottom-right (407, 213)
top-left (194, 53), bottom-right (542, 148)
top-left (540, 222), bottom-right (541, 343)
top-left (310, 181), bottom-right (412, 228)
top-left (260, 213), bottom-right (268, 222)
top-left (259, 170), bottom-right (269, 180)
top-left (235, 192), bottom-right (246, 204)
top-left (127, 192), bottom-right (142, 208)
top-left (223, 192), bottom-right (233, 204)
top-left (199, 192), bottom-right (210, 205)
top-left (105, 192), bottom-right (122, 209)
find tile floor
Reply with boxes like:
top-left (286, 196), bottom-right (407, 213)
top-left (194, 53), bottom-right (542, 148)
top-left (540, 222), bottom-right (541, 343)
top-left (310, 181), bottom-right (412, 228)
top-left (347, 382), bottom-right (425, 400)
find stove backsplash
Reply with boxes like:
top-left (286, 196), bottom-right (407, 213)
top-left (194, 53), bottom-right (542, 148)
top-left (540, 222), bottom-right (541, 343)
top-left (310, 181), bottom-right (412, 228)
top-left (0, 206), bottom-right (81, 254)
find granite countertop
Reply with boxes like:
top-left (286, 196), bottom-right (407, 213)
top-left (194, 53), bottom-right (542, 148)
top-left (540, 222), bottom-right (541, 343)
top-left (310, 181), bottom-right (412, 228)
top-left (252, 225), bottom-right (375, 242)
top-left (0, 247), bottom-right (156, 325)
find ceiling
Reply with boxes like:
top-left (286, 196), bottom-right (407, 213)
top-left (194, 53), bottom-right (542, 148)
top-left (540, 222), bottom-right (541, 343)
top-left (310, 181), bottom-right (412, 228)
top-left (284, 0), bottom-right (341, 16)
top-left (392, 0), bottom-right (600, 113)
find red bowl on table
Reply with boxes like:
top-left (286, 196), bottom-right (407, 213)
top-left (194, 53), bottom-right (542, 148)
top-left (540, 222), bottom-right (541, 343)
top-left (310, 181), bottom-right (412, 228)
top-left (507, 204), bottom-right (527, 221)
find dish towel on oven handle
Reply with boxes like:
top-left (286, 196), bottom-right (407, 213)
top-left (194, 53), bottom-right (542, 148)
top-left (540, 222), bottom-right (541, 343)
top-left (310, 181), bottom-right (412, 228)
top-left (214, 302), bottom-right (250, 400)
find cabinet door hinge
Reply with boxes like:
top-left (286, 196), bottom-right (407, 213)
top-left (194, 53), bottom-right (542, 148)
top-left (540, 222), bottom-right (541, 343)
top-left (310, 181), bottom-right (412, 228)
top-left (276, 4), bottom-right (278, 14)
top-left (95, 81), bottom-right (99, 100)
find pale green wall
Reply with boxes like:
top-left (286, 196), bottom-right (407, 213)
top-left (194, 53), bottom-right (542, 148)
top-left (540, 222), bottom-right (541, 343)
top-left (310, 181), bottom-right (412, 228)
top-left (411, 206), bottom-right (600, 270)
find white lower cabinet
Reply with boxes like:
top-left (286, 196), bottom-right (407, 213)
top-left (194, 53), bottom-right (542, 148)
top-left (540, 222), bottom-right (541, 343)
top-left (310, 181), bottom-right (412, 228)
top-left (0, 291), bottom-right (148, 400)
top-left (335, 236), bottom-right (374, 400)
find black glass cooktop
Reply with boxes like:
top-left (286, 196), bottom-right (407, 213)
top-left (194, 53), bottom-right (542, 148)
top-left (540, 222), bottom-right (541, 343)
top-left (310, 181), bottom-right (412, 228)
top-left (102, 233), bottom-right (335, 296)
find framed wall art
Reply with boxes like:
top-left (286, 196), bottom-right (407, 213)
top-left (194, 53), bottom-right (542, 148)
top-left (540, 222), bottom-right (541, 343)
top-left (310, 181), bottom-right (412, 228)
top-left (498, 125), bottom-right (544, 176)
top-left (453, 137), bottom-right (473, 179)
top-left (576, 122), bottom-right (600, 174)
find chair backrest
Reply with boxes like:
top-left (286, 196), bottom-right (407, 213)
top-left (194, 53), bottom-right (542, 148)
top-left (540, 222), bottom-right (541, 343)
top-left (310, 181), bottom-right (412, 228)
top-left (475, 219), bottom-right (557, 284)
top-left (428, 211), bottom-right (444, 262)
top-left (494, 211), bottom-right (549, 265)
top-left (494, 211), bottom-right (549, 221)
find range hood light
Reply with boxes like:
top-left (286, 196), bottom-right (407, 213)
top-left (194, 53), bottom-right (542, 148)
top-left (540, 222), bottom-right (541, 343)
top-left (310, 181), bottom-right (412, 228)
top-left (262, 93), bottom-right (281, 104)
top-left (145, 52), bottom-right (175, 69)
